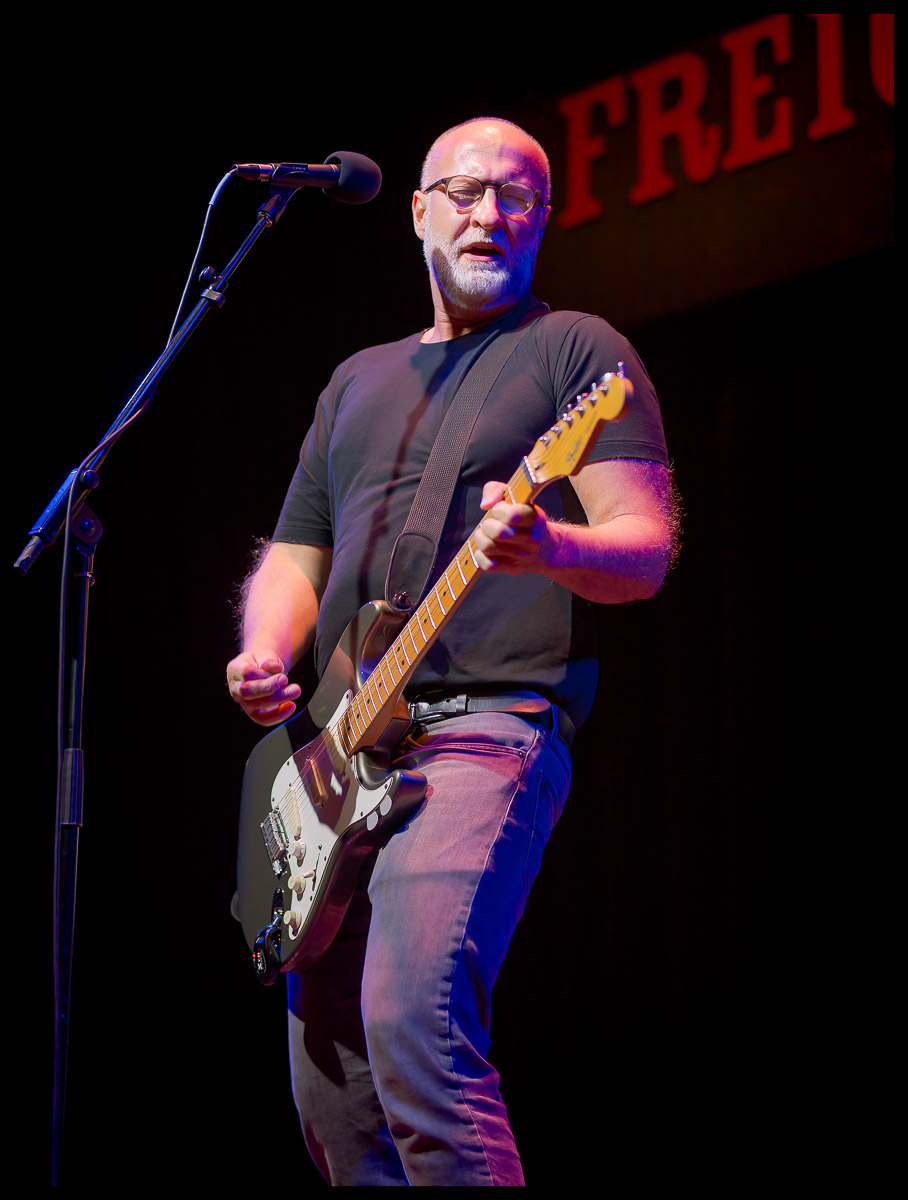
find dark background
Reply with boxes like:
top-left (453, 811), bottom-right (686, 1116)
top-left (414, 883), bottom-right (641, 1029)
top-left (19, 16), bottom-right (891, 1187)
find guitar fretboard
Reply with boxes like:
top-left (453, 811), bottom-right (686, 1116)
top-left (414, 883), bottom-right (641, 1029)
top-left (326, 372), bottom-right (622, 757)
top-left (333, 457), bottom-right (537, 756)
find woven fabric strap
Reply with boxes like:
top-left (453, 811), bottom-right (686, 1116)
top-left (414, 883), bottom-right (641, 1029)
top-left (384, 314), bottom-right (542, 613)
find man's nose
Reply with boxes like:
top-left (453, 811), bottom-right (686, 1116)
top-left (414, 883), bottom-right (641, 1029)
top-left (470, 186), bottom-right (504, 229)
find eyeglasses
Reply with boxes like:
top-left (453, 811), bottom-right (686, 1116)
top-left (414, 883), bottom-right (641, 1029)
top-left (422, 175), bottom-right (543, 217)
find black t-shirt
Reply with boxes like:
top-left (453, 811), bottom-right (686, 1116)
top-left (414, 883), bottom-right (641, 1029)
top-left (273, 298), bottom-right (668, 727)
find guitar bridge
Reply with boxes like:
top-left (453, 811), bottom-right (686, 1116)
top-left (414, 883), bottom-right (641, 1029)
top-left (260, 810), bottom-right (289, 877)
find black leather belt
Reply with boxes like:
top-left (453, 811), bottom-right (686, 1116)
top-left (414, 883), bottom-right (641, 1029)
top-left (408, 692), bottom-right (575, 750)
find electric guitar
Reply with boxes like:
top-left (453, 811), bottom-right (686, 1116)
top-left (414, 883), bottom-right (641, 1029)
top-left (235, 369), bottom-right (628, 983)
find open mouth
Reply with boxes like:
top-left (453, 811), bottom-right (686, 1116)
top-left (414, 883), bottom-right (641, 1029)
top-left (461, 241), bottom-right (505, 260)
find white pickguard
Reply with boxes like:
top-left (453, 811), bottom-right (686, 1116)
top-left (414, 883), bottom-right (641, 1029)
top-left (269, 690), bottom-right (396, 942)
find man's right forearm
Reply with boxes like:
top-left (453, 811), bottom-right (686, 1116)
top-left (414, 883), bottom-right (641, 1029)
top-left (241, 541), bottom-right (332, 669)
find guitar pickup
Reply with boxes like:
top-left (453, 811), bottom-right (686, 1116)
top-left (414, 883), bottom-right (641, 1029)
top-left (306, 757), bottom-right (331, 807)
top-left (260, 810), bottom-right (290, 877)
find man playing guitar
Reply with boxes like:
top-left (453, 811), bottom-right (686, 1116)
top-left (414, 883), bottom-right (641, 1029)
top-left (226, 117), bottom-right (674, 1186)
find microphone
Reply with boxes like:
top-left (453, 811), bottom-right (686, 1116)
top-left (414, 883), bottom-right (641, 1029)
top-left (233, 151), bottom-right (381, 204)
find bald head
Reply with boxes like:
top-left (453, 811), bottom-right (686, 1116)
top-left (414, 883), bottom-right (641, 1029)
top-left (420, 118), bottom-right (551, 205)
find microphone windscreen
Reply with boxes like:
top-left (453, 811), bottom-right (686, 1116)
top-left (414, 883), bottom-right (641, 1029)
top-left (324, 151), bottom-right (382, 204)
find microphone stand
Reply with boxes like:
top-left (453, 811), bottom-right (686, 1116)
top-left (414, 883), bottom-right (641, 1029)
top-left (19, 183), bottom-right (300, 1186)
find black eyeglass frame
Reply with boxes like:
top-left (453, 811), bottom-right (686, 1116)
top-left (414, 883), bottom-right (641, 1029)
top-left (422, 175), bottom-right (544, 216)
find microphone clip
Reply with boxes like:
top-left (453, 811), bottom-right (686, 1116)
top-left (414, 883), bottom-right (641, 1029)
top-left (258, 186), bottom-right (298, 227)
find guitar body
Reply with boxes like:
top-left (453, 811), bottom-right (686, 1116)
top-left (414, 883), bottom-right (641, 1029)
top-left (236, 601), bottom-right (427, 979)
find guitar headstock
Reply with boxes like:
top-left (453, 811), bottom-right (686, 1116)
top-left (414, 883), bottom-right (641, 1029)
top-left (528, 368), bottom-right (629, 484)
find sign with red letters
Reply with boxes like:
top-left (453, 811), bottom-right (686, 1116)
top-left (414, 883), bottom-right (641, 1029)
top-left (527, 14), bottom-right (894, 328)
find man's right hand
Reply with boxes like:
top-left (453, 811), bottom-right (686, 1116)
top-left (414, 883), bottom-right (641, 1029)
top-left (226, 649), bottom-right (302, 727)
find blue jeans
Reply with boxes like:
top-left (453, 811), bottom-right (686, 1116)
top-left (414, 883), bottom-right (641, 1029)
top-left (286, 711), bottom-right (572, 1186)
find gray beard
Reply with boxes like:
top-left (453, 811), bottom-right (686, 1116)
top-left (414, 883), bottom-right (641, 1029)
top-left (422, 225), bottom-right (535, 312)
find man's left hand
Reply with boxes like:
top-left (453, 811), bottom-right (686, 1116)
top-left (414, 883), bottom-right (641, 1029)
top-left (473, 482), bottom-right (552, 574)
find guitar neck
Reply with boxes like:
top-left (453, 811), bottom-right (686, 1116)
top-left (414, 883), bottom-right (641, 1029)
top-left (331, 369), bottom-right (626, 756)
top-left (335, 456), bottom-right (540, 754)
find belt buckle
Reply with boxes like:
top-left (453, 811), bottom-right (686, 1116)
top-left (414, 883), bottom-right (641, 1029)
top-left (409, 694), bottom-right (469, 724)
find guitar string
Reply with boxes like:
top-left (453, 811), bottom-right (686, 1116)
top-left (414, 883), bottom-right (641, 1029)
top-left (271, 387), bottom-right (612, 845)
top-left (275, 458), bottom-right (539, 836)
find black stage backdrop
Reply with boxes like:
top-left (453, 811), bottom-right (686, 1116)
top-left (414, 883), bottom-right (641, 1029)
top-left (17, 17), bottom-right (892, 1188)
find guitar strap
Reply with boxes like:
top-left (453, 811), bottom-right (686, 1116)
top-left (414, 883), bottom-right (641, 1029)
top-left (384, 305), bottom-right (546, 614)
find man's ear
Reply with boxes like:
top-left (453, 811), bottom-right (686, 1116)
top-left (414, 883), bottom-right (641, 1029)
top-left (536, 204), bottom-right (552, 246)
top-left (412, 189), bottom-right (427, 242)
